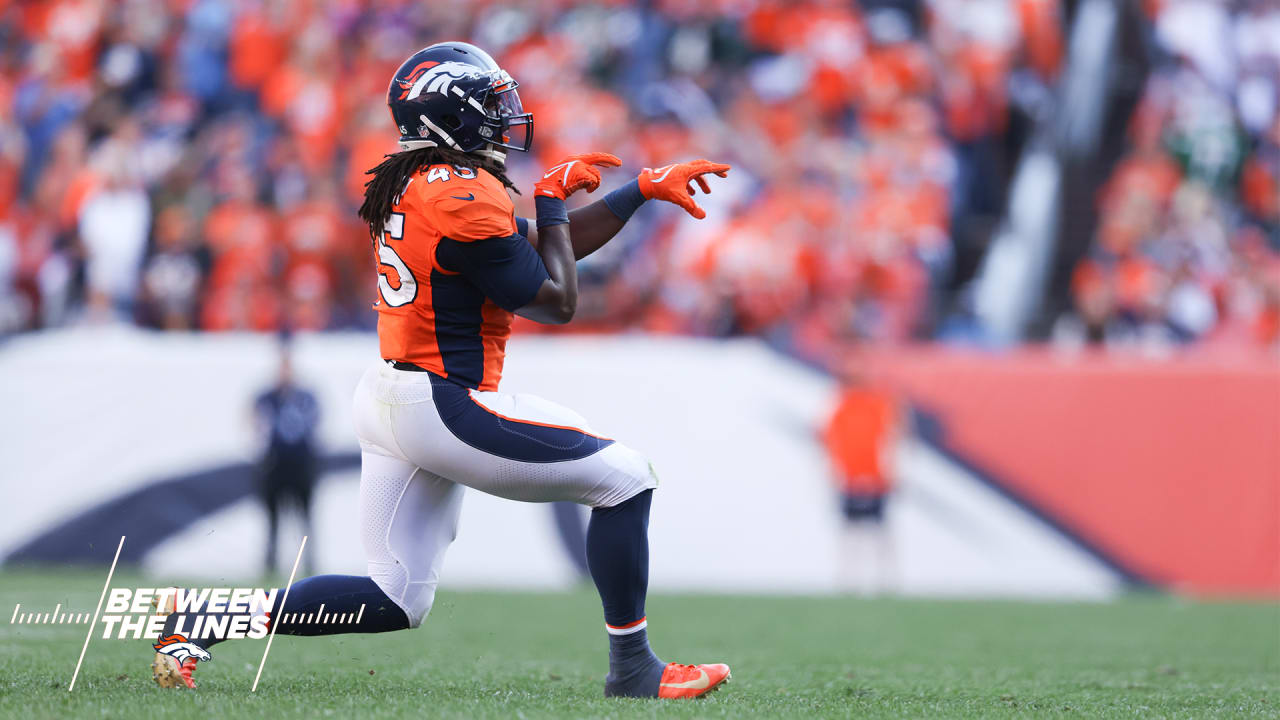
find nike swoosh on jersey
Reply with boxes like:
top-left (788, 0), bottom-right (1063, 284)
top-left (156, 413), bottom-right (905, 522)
top-left (450, 193), bottom-right (475, 201)
top-left (660, 668), bottom-right (710, 690)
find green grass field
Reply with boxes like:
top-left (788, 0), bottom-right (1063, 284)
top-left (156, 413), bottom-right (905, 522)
top-left (0, 569), bottom-right (1276, 719)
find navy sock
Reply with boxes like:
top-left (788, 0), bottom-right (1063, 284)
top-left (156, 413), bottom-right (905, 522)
top-left (169, 575), bottom-right (409, 650)
top-left (603, 628), bottom-right (665, 697)
top-left (586, 490), bottom-right (666, 697)
top-left (270, 574), bottom-right (409, 637)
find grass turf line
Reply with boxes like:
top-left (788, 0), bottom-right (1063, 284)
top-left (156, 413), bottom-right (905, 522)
top-left (0, 569), bottom-right (1275, 719)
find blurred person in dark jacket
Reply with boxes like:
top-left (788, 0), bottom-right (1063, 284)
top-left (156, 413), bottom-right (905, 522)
top-left (254, 340), bottom-right (320, 575)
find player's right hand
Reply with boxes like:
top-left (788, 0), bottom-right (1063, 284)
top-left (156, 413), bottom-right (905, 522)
top-left (638, 159), bottom-right (731, 219)
top-left (533, 152), bottom-right (623, 200)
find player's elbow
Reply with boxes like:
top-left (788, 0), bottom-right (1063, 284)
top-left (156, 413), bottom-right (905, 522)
top-left (517, 291), bottom-right (576, 324)
top-left (529, 281), bottom-right (577, 324)
top-left (544, 299), bottom-right (576, 324)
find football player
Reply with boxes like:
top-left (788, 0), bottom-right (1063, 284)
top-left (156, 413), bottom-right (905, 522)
top-left (152, 41), bottom-right (731, 699)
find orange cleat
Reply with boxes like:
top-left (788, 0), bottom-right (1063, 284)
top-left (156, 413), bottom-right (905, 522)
top-left (656, 662), bottom-right (731, 699)
top-left (149, 587), bottom-right (206, 689)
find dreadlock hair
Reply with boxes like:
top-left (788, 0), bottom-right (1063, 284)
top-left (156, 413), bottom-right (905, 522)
top-left (358, 146), bottom-right (520, 233)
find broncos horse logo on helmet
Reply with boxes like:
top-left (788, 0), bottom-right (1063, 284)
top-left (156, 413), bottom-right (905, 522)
top-left (153, 634), bottom-right (213, 664)
top-left (387, 41), bottom-right (533, 162)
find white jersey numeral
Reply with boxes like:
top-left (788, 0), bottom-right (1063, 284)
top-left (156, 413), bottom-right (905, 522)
top-left (376, 212), bottom-right (416, 307)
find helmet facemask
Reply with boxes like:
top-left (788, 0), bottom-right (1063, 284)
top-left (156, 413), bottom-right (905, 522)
top-left (478, 71), bottom-right (533, 154)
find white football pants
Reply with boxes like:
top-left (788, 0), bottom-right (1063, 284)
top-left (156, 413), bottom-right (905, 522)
top-left (351, 361), bottom-right (657, 626)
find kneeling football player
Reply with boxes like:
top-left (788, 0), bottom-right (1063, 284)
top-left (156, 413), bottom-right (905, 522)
top-left (151, 41), bottom-right (731, 699)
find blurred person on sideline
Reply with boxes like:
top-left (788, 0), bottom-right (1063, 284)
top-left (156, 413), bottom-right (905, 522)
top-left (823, 363), bottom-right (905, 595)
top-left (253, 338), bottom-right (320, 576)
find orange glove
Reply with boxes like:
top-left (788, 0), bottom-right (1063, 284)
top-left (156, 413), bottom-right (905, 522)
top-left (533, 152), bottom-right (622, 200)
top-left (638, 159), bottom-right (731, 219)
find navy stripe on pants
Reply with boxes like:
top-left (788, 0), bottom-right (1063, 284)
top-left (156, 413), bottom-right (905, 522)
top-left (430, 374), bottom-right (614, 463)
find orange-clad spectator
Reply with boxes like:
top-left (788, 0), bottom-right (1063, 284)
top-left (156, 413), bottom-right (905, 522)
top-left (281, 181), bottom-right (344, 274)
top-left (1070, 258), bottom-right (1117, 344)
top-left (852, 41), bottom-right (934, 130)
top-left (228, 5), bottom-right (289, 92)
top-left (345, 112), bottom-right (400, 206)
top-left (939, 43), bottom-right (1010, 142)
top-left (29, 125), bottom-right (98, 234)
top-left (203, 197), bottom-right (275, 258)
top-left (1016, 0), bottom-right (1063, 80)
top-left (201, 175), bottom-right (280, 331)
top-left (1098, 151), bottom-right (1182, 217)
top-left (1240, 155), bottom-right (1278, 225)
top-left (23, 0), bottom-right (103, 84)
top-left (1255, 284), bottom-right (1280, 348)
top-left (260, 47), bottom-right (342, 169)
top-left (824, 367), bottom-right (905, 594)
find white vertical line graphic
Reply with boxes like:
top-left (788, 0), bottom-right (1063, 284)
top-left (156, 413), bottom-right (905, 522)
top-left (10, 604), bottom-right (18, 623)
top-left (69, 535), bottom-right (125, 691)
top-left (252, 536), bottom-right (306, 692)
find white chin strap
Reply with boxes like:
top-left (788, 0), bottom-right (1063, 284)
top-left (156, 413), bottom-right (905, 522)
top-left (474, 144), bottom-right (507, 166)
top-left (396, 138), bottom-right (506, 168)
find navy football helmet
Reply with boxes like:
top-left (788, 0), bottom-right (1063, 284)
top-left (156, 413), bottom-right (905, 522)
top-left (386, 41), bottom-right (533, 158)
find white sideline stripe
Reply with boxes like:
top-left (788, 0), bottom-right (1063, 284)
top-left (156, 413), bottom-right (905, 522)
top-left (605, 619), bottom-right (647, 636)
top-left (252, 536), bottom-right (306, 692)
top-left (10, 604), bottom-right (18, 623)
top-left (69, 535), bottom-right (124, 691)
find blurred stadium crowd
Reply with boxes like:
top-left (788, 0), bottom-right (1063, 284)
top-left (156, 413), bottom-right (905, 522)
top-left (0, 0), bottom-right (1276, 355)
top-left (1059, 0), bottom-right (1280, 349)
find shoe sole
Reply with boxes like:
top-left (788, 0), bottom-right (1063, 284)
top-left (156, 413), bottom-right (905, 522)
top-left (151, 653), bottom-right (189, 689)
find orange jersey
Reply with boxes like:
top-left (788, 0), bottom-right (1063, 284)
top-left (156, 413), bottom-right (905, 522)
top-left (824, 387), bottom-right (899, 494)
top-left (373, 164), bottom-right (548, 391)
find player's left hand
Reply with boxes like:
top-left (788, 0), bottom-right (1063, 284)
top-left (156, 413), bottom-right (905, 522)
top-left (638, 159), bottom-right (732, 219)
top-left (534, 152), bottom-right (623, 200)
